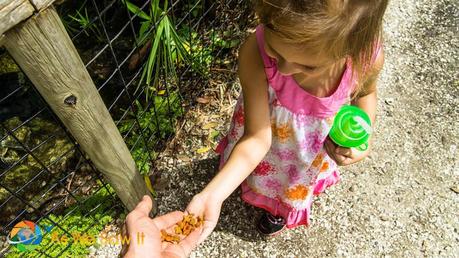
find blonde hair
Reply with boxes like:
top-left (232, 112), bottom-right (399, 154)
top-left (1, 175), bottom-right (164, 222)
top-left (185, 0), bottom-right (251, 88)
top-left (253, 0), bottom-right (388, 95)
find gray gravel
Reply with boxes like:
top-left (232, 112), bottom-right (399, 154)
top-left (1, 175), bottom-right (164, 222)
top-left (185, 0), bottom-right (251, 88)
top-left (98, 0), bottom-right (459, 257)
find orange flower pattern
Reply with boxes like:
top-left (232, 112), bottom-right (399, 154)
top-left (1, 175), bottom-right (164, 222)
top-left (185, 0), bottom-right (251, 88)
top-left (272, 121), bottom-right (293, 143)
top-left (285, 185), bottom-right (309, 201)
top-left (311, 153), bottom-right (324, 168)
top-left (320, 161), bottom-right (329, 172)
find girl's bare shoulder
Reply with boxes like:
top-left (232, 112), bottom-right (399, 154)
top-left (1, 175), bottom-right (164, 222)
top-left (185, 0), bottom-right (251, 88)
top-left (238, 32), bottom-right (267, 87)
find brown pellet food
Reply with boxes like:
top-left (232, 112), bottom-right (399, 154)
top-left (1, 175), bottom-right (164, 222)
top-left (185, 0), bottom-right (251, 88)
top-left (160, 229), bottom-right (180, 244)
top-left (161, 213), bottom-right (204, 244)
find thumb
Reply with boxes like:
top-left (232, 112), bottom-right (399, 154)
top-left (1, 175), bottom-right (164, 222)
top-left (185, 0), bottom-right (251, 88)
top-left (134, 195), bottom-right (152, 216)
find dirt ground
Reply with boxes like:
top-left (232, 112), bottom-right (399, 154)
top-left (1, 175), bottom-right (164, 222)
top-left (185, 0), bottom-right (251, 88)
top-left (151, 0), bottom-right (459, 257)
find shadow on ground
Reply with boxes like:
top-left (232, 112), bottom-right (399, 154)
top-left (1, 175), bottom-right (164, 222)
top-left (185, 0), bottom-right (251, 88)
top-left (155, 155), bottom-right (268, 242)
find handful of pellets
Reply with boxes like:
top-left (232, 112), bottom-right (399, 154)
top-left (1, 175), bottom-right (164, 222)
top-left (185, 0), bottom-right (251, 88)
top-left (161, 214), bottom-right (204, 244)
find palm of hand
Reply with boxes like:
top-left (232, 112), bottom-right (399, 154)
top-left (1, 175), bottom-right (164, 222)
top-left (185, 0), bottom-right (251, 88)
top-left (123, 196), bottom-right (200, 258)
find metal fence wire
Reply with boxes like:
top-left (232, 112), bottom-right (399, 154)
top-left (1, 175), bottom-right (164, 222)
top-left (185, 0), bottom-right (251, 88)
top-left (0, 0), bottom-right (249, 256)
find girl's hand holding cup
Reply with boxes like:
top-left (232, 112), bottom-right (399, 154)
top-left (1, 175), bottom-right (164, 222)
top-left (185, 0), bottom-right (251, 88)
top-left (325, 105), bottom-right (373, 166)
top-left (324, 137), bottom-right (370, 166)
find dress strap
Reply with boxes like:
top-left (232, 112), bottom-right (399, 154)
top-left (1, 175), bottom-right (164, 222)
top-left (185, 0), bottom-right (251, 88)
top-left (255, 25), bottom-right (275, 68)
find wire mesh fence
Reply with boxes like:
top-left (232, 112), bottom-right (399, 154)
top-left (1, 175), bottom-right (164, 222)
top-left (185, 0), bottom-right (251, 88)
top-left (0, 0), bottom-right (250, 256)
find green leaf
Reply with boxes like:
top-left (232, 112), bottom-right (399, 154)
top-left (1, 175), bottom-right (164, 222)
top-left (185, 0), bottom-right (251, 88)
top-left (146, 19), bottom-right (165, 86)
top-left (138, 21), bottom-right (151, 45)
top-left (125, 1), bottom-right (151, 20)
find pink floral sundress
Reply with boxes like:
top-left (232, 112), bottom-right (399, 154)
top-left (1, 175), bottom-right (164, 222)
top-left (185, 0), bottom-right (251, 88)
top-left (215, 25), bottom-right (381, 228)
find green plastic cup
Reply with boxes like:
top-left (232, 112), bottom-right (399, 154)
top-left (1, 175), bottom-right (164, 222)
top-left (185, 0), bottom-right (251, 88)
top-left (329, 105), bottom-right (372, 151)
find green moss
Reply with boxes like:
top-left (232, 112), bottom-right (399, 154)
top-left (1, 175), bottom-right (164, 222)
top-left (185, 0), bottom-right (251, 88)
top-left (0, 117), bottom-right (75, 214)
top-left (0, 52), bottom-right (19, 74)
top-left (6, 184), bottom-right (122, 257)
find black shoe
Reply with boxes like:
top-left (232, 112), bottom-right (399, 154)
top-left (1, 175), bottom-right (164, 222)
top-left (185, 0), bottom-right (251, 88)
top-left (257, 212), bottom-right (286, 236)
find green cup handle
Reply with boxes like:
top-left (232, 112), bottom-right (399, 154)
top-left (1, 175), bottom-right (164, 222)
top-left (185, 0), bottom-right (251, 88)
top-left (355, 142), bottom-right (368, 152)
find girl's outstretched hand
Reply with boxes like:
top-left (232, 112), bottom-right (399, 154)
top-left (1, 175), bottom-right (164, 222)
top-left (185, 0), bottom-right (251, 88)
top-left (185, 192), bottom-right (222, 244)
top-left (324, 137), bottom-right (370, 166)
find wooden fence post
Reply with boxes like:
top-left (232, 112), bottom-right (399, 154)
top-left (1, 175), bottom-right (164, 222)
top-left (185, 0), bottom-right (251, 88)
top-left (3, 6), bottom-right (154, 213)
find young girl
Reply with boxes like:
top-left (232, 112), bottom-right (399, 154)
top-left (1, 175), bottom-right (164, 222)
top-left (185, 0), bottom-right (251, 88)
top-left (187, 0), bottom-right (388, 240)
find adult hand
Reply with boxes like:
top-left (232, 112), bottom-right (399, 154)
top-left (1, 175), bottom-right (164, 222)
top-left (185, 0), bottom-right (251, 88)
top-left (123, 195), bottom-right (201, 258)
top-left (324, 137), bottom-right (370, 166)
top-left (185, 192), bottom-right (222, 244)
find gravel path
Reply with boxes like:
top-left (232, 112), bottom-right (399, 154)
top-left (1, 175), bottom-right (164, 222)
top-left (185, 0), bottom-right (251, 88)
top-left (95, 0), bottom-right (458, 257)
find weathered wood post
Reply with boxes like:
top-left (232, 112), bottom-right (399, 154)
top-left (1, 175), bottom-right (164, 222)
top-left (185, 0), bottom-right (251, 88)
top-left (2, 6), bottom-right (154, 213)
